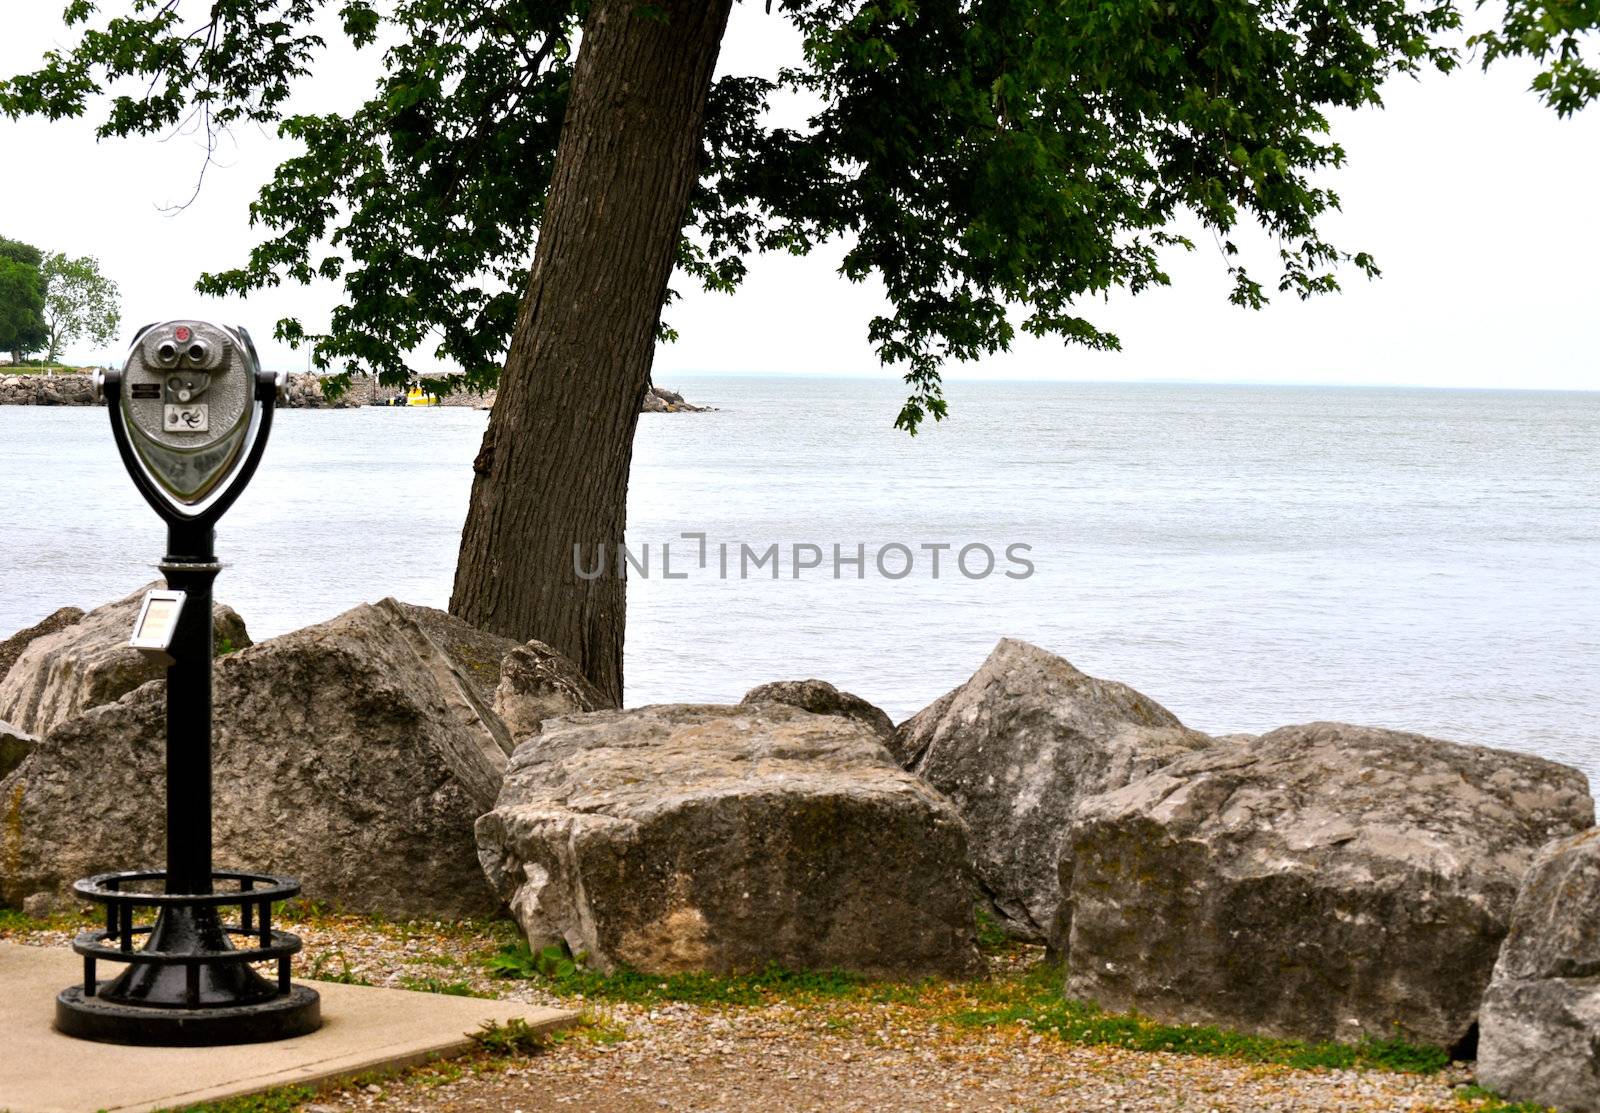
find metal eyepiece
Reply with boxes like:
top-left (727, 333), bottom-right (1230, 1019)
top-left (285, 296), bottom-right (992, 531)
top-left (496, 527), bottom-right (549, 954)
top-left (186, 341), bottom-right (209, 365)
top-left (156, 341), bottom-right (178, 364)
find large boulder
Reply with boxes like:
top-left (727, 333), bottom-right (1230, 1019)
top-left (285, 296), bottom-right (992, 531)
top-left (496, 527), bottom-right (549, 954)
top-left (894, 639), bottom-right (1213, 940)
top-left (0, 585), bottom-right (250, 737)
top-left (493, 641), bottom-right (606, 740)
top-left (0, 606), bottom-right (84, 685)
top-left (476, 703), bottom-right (983, 978)
top-left (1478, 828), bottom-right (1600, 1112)
top-left (741, 679), bottom-right (895, 743)
top-left (1, 598), bottom-right (513, 919)
top-left (1063, 722), bottom-right (1594, 1051)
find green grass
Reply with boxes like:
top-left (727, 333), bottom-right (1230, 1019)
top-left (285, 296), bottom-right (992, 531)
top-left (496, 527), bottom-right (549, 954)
top-left (485, 940), bottom-right (1451, 1074)
top-left (397, 973), bottom-right (490, 998)
top-left (2, 361), bottom-right (89, 373)
top-left (405, 951), bottom-right (463, 968)
top-left (0, 906), bottom-right (96, 935)
top-left (485, 940), bottom-right (911, 1006)
top-left (0, 908), bottom-right (45, 934)
top-left (158, 1083), bottom-right (319, 1113)
top-left (973, 904), bottom-right (1013, 952)
top-left (469, 1017), bottom-right (559, 1054)
top-left (277, 896), bottom-right (336, 921)
top-left (1454, 1085), bottom-right (1560, 1112)
top-left (278, 901), bottom-right (520, 947)
top-left (303, 949), bottom-right (370, 986)
top-left (945, 963), bottom-right (1451, 1073)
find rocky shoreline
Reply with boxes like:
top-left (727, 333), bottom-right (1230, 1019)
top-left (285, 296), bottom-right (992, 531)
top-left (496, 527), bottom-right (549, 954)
top-left (2, 595), bottom-right (1597, 1111)
top-left (0, 372), bottom-right (708, 412)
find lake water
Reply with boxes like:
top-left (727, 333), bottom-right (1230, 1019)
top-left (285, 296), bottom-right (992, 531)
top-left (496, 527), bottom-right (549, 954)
top-left (2, 377), bottom-right (1597, 786)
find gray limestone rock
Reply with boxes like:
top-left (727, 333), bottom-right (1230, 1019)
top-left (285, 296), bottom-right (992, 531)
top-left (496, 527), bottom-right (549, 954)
top-left (741, 679), bottom-right (895, 743)
top-left (493, 641), bottom-right (606, 740)
top-left (0, 606), bottom-right (85, 686)
top-left (894, 639), bottom-right (1213, 939)
top-left (0, 598), bottom-right (510, 918)
top-left (1478, 827), bottom-right (1600, 1112)
top-left (1063, 722), bottom-right (1594, 1050)
top-left (477, 702), bottom-right (983, 978)
top-left (0, 585), bottom-right (249, 737)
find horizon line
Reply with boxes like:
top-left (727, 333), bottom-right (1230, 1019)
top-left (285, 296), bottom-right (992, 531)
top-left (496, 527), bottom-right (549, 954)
top-left (647, 370), bottom-right (1600, 394)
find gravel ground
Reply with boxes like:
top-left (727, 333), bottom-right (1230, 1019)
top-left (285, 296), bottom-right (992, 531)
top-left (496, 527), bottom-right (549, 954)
top-left (3, 915), bottom-right (1503, 1112)
top-left (299, 1010), bottom-right (1485, 1113)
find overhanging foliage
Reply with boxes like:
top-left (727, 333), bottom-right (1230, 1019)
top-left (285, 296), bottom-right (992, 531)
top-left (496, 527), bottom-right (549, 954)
top-left (3, 0), bottom-right (1590, 427)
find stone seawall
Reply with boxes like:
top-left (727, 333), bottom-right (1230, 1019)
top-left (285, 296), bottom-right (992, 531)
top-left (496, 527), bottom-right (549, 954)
top-left (279, 374), bottom-right (397, 408)
top-left (0, 373), bottom-right (439, 409)
top-left (0, 374), bottom-right (97, 406)
top-left (0, 373), bottom-right (706, 412)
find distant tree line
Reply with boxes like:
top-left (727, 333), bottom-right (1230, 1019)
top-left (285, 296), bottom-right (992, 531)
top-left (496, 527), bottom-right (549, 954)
top-left (0, 237), bottom-right (120, 366)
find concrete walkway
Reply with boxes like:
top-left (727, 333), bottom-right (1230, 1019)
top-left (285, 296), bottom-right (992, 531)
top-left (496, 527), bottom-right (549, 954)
top-left (0, 941), bottom-right (576, 1113)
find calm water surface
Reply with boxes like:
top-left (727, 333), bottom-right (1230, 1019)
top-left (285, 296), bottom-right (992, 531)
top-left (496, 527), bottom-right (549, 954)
top-left (2, 377), bottom-right (1596, 785)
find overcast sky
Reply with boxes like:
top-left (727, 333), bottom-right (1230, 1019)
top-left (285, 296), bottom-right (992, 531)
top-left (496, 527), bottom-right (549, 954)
top-left (1, 3), bottom-right (1595, 390)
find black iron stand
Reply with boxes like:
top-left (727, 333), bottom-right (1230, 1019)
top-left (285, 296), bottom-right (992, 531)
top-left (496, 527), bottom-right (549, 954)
top-left (56, 365), bottom-right (321, 1046)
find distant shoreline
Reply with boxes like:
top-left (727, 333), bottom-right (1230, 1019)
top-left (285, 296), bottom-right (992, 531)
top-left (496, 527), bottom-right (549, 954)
top-left (0, 372), bottom-right (709, 413)
top-left (7, 366), bottom-right (1596, 398)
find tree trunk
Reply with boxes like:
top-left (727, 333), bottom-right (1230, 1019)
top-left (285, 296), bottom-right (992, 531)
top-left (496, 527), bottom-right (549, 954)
top-left (449, 0), bottom-right (734, 706)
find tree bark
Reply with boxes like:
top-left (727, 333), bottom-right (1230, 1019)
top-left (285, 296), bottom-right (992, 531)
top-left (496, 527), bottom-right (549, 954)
top-left (449, 0), bottom-right (734, 706)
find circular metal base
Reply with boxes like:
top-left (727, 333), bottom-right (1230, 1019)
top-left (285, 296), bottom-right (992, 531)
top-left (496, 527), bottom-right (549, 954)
top-left (55, 984), bottom-right (321, 1046)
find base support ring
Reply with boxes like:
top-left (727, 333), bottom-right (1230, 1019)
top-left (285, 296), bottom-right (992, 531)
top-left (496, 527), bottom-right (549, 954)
top-left (55, 984), bottom-right (322, 1046)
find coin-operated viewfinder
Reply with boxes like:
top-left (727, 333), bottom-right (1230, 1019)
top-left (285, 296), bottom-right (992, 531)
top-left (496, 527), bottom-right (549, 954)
top-left (61, 322), bottom-right (321, 1047)
top-left (104, 320), bottom-right (278, 509)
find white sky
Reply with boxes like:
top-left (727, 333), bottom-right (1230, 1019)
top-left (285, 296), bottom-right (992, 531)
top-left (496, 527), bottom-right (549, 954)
top-left (0, 3), bottom-right (1595, 390)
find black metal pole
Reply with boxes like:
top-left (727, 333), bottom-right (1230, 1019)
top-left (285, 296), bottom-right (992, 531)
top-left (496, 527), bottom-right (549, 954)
top-left (161, 522), bottom-right (218, 896)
